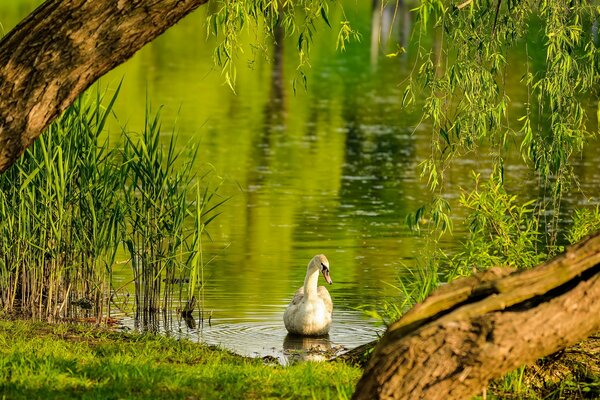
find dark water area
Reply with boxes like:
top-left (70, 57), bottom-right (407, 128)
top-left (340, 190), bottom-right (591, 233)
top-left (3, 1), bottom-right (600, 360)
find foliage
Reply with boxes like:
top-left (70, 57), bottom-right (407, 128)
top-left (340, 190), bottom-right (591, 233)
top-left (206, 0), bottom-right (359, 90)
top-left (454, 171), bottom-right (546, 272)
top-left (396, 4), bottom-right (600, 396)
top-left (375, 259), bottom-right (444, 325)
top-left (404, 0), bottom-right (600, 248)
top-left (405, 195), bottom-right (452, 236)
top-left (0, 89), bottom-right (224, 322)
top-left (0, 320), bottom-right (361, 399)
top-left (566, 205), bottom-right (600, 244)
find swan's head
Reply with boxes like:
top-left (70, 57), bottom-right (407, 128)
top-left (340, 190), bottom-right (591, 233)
top-left (310, 254), bottom-right (332, 285)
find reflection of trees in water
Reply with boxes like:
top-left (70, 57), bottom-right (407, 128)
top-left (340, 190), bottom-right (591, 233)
top-left (370, 0), bottom-right (412, 67)
top-left (248, 20), bottom-right (287, 185)
top-left (264, 22), bottom-right (286, 128)
top-left (240, 21), bottom-right (288, 268)
top-left (246, 20), bottom-right (287, 183)
top-left (337, 85), bottom-right (415, 216)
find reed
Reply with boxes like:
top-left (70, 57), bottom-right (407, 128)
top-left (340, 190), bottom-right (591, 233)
top-left (120, 104), bottom-right (218, 329)
top-left (0, 91), bottom-right (119, 321)
top-left (0, 88), bottom-right (223, 324)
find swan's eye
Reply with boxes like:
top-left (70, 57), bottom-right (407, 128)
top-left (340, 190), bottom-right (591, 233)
top-left (320, 262), bottom-right (328, 271)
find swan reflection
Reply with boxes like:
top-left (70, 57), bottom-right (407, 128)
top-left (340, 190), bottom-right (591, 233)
top-left (283, 334), bottom-right (332, 362)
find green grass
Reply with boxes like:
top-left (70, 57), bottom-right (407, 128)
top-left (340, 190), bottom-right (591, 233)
top-left (0, 320), bottom-right (361, 400)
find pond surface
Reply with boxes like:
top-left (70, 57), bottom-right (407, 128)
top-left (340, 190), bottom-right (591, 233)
top-left (4, 1), bottom-right (600, 362)
top-left (118, 310), bottom-right (383, 364)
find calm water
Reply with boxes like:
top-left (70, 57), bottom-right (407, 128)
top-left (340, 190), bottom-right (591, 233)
top-left (4, 1), bottom-right (600, 361)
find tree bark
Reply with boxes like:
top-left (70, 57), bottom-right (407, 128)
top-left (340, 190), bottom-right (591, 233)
top-left (353, 234), bottom-right (600, 400)
top-left (0, 0), bottom-right (208, 173)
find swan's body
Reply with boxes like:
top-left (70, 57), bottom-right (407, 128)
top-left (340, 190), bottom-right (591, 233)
top-left (283, 255), bottom-right (333, 336)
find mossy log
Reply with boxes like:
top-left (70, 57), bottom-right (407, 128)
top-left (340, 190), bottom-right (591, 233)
top-left (0, 0), bottom-right (208, 173)
top-left (353, 234), bottom-right (600, 400)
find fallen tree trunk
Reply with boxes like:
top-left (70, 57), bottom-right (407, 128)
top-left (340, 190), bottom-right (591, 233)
top-left (0, 0), bottom-right (208, 173)
top-left (353, 234), bottom-right (600, 400)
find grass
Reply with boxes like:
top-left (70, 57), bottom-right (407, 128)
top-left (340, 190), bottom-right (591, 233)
top-left (488, 338), bottom-right (600, 400)
top-left (1, 320), bottom-right (596, 400)
top-left (0, 320), bottom-right (361, 400)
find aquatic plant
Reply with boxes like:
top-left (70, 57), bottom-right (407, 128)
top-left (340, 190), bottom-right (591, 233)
top-left (0, 91), bottom-right (121, 321)
top-left (120, 104), bottom-right (226, 328)
top-left (0, 88), bottom-right (223, 323)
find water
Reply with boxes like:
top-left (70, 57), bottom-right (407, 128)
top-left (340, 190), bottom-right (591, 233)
top-left (4, 1), bottom-right (600, 361)
top-left (118, 311), bottom-right (383, 364)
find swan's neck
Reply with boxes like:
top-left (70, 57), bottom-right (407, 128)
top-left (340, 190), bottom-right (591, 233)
top-left (303, 267), bottom-right (320, 297)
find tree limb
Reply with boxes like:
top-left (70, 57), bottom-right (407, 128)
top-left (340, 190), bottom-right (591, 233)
top-left (353, 234), bottom-right (600, 399)
top-left (0, 0), bottom-right (208, 173)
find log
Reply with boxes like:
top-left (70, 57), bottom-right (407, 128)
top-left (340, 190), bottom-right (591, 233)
top-left (353, 234), bottom-right (600, 399)
top-left (0, 0), bottom-right (208, 173)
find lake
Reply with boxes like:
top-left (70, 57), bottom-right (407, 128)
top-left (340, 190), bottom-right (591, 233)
top-left (3, 1), bottom-right (600, 362)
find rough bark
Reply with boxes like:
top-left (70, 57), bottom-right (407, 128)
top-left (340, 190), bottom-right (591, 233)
top-left (0, 0), bottom-right (208, 173)
top-left (353, 234), bottom-right (600, 400)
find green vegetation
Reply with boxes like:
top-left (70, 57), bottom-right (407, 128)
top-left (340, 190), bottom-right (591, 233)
top-left (0, 89), bottom-right (224, 322)
top-left (386, 0), bottom-right (600, 333)
top-left (384, 6), bottom-right (600, 396)
top-left (207, 0), bottom-right (359, 90)
top-left (405, 0), bottom-right (600, 255)
top-left (0, 320), bottom-right (360, 399)
top-left (1, 0), bottom-right (600, 399)
top-left (394, 0), bottom-right (600, 316)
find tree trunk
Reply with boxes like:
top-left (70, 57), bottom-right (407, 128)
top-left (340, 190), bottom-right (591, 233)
top-left (353, 234), bottom-right (600, 400)
top-left (0, 0), bottom-right (208, 173)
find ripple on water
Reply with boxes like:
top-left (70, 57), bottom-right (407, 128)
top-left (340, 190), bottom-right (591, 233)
top-left (118, 310), bottom-right (384, 365)
top-left (193, 320), bottom-right (382, 364)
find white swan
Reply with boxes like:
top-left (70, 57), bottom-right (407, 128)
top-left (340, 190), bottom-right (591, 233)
top-left (283, 254), bottom-right (333, 336)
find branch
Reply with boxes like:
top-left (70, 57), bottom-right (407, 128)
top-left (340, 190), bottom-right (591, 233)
top-left (0, 0), bottom-right (208, 173)
top-left (353, 234), bottom-right (600, 399)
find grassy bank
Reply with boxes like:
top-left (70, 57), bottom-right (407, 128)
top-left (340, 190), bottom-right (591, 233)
top-left (0, 320), bottom-right (361, 400)
top-left (1, 319), bottom-right (597, 400)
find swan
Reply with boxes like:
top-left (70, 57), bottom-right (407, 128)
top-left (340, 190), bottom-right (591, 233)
top-left (283, 254), bottom-right (333, 336)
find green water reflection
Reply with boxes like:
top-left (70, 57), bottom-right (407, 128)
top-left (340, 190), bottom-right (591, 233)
top-left (93, 4), bottom-right (430, 324)
top-left (3, 2), bottom-right (600, 347)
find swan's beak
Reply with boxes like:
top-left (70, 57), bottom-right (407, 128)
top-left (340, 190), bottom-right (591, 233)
top-left (322, 267), bottom-right (333, 285)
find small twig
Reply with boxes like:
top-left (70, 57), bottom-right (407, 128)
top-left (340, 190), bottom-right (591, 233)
top-left (563, 349), bottom-right (598, 358)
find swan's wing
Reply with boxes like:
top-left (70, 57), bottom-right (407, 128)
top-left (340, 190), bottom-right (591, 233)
top-left (318, 286), bottom-right (333, 314)
top-left (289, 287), bottom-right (305, 306)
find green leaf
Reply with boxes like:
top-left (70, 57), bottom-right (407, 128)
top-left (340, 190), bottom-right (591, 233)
top-left (298, 32), bottom-right (304, 52)
top-left (320, 7), bottom-right (331, 28)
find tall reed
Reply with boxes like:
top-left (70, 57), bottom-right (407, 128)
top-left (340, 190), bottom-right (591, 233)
top-left (120, 105), bottom-right (208, 328)
top-left (0, 88), bottom-right (223, 324)
top-left (0, 91), bottom-right (120, 321)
